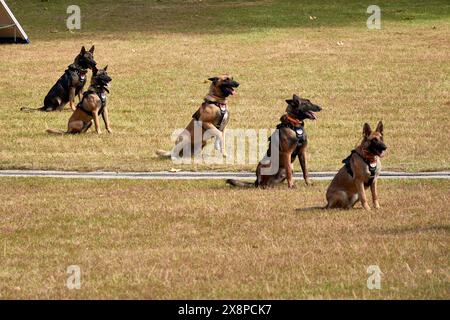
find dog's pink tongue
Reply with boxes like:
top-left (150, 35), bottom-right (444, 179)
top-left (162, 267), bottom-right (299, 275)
top-left (231, 89), bottom-right (237, 95)
top-left (379, 150), bottom-right (385, 158)
top-left (307, 111), bottom-right (316, 119)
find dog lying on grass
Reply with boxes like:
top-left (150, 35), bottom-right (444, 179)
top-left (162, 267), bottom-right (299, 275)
top-left (21, 46), bottom-right (97, 112)
top-left (156, 75), bottom-right (239, 159)
top-left (325, 121), bottom-right (387, 210)
top-left (227, 94), bottom-right (322, 189)
top-left (46, 66), bottom-right (112, 135)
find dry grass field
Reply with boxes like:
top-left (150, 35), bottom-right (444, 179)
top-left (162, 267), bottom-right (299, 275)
top-left (0, 0), bottom-right (449, 172)
top-left (0, 178), bottom-right (448, 299)
top-left (0, 0), bottom-right (449, 300)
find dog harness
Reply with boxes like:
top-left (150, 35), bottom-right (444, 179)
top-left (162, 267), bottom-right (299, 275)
top-left (77, 88), bottom-right (107, 117)
top-left (54, 66), bottom-right (86, 94)
top-left (279, 122), bottom-right (307, 161)
top-left (67, 64), bottom-right (88, 89)
top-left (342, 150), bottom-right (378, 186)
top-left (267, 117), bottom-right (307, 161)
top-left (192, 99), bottom-right (229, 132)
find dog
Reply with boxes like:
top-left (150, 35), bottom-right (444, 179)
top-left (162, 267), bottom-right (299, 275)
top-left (325, 121), bottom-right (387, 210)
top-left (156, 75), bottom-right (239, 159)
top-left (227, 94), bottom-right (322, 189)
top-left (21, 46), bottom-right (97, 112)
top-left (46, 66), bottom-right (112, 135)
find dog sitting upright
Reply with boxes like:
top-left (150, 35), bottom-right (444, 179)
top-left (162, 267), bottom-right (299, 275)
top-left (46, 66), bottom-right (112, 135)
top-left (325, 121), bottom-right (387, 210)
top-left (227, 94), bottom-right (322, 189)
top-left (21, 46), bottom-right (97, 112)
top-left (156, 75), bottom-right (239, 159)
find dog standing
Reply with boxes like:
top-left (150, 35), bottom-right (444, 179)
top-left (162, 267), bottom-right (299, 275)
top-left (21, 46), bottom-right (97, 112)
top-left (227, 94), bottom-right (322, 189)
top-left (325, 121), bottom-right (387, 210)
top-left (156, 75), bottom-right (239, 159)
top-left (46, 66), bottom-right (112, 135)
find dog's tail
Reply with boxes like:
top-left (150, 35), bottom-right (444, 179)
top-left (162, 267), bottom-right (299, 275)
top-left (155, 149), bottom-right (172, 159)
top-left (20, 106), bottom-right (45, 112)
top-left (226, 179), bottom-right (256, 188)
top-left (46, 128), bottom-right (66, 135)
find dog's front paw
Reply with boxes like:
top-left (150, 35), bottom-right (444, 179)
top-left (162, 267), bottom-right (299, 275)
top-left (106, 128), bottom-right (113, 134)
top-left (221, 150), bottom-right (228, 158)
top-left (362, 203), bottom-right (371, 210)
top-left (374, 201), bottom-right (381, 209)
top-left (305, 178), bottom-right (313, 186)
top-left (96, 130), bottom-right (102, 135)
top-left (288, 183), bottom-right (296, 189)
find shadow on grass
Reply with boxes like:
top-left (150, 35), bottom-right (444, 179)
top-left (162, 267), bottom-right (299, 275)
top-left (372, 224), bottom-right (450, 235)
top-left (7, 0), bottom-right (450, 41)
top-left (295, 206), bottom-right (326, 212)
top-left (295, 206), bottom-right (371, 212)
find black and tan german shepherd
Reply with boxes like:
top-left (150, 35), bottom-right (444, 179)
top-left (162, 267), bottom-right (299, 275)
top-left (46, 66), bottom-right (112, 135)
top-left (156, 75), bottom-right (239, 159)
top-left (325, 121), bottom-right (387, 210)
top-left (227, 94), bottom-right (322, 189)
top-left (21, 46), bottom-right (97, 112)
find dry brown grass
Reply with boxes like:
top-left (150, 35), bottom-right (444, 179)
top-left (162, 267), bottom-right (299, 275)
top-left (0, 0), bottom-right (449, 172)
top-left (0, 178), bottom-right (448, 299)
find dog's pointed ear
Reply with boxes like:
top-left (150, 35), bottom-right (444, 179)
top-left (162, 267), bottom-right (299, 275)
top-left (104, 65), bottom-right (108, 71)
top-left (285, 94), bottom-right (300, 106)
top-left (80, 46), bottom-right (86, 54)
top-left (89, 45), bottom-right (95, 54)
top-left (208, 77), bottom-right (219, 84)
top-left (363, 123), bottom-right (372, 138)
top-left (376, 121), bottom-right (384, 135)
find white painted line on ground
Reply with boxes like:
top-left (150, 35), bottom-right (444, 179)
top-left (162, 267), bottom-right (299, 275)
top-left (0, 170), bottom-right (449, 180)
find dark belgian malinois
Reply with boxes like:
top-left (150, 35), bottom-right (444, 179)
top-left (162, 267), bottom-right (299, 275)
top-left (46, 66), bottom-right (112, 135)
top-left (227, 94), bottom-right (322, 189)
top-left (325, 121), bottom-right (387, 210)
top-left (156, 74), bottom-right (239, 159)
top-left (21, 46), bottom-right (97, 112)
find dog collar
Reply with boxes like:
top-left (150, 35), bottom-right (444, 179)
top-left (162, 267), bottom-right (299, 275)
top-left (286, 114), bottom-right (303, 127)
top-left (280, 114), bottom-right (303, 128)
top-left (353, 149), bottom-right (377, 164)
top-left (204, 99), bottom-right (227, 109)
top-left (360, 148), bottom-right (378, 165)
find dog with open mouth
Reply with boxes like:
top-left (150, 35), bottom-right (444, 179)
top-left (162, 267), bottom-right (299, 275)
top-left (227, 94), bottom-right (322, 188)
top-left (46, 66), bottom-right (112, 135)
top-left (325, 121), bottom-right (387, 210)
top-left (156, 74), bottom-right (239, 159)
top-left (21, 46), bottom-right (97, 112)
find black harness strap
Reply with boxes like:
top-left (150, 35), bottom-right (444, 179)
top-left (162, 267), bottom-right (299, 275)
top-left (204, 99), bottom-right (226, 109)
top-left (77, 89), bottom-right (107, 117)
top-left (192, 99), bottom-right (229, 131)
top-left (67, 64), bottom-right (87, 88)
top-left (342, 150), bottom-right (378, 186)
top-left (267, 122), bottom-right (307, 161)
